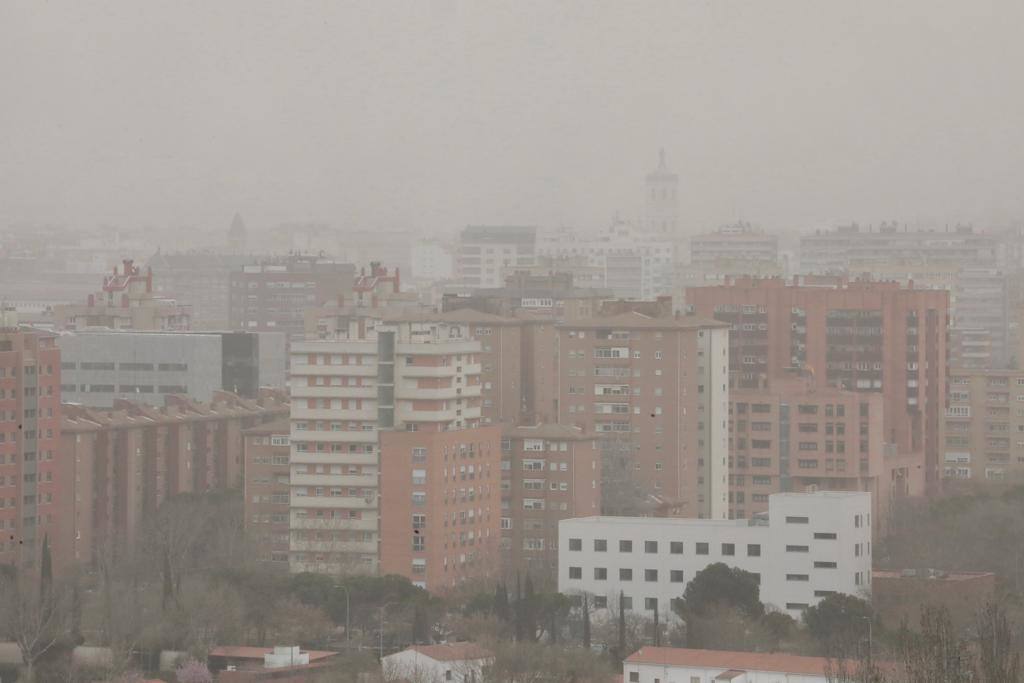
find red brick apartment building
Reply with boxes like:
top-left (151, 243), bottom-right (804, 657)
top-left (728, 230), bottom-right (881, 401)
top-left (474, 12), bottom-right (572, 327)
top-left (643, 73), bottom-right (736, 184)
top-left (0, 319), bottom-right (62, 569)
top-left (379, 425), bottom-right (502, 592)
top-left (688, 276), bottom-right (948, 492)
top-left (56, 390), bottom-right (287, 571)
top-left (556, 311), bottom-right (731, 519)
top-left (500, 424), bottom-right (599, 585)
top-left (243, 417), bottom-right (291, 568)
top-left (729, 378), bottom-right (911, 530)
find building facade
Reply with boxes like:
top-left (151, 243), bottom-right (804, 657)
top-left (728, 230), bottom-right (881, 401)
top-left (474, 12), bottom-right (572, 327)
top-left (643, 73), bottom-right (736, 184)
top-left (556, 311), bottom-right (730, 519)
top-left (624, 646), bottom-right (848, 683)
top-left (499, 424), bottom-right (600, 586)
top-left (0, 318), bottom-right (62, 569)
top-left (287, 317), bottom-right (483, 575)
top-left (559, 492), bottom-right (872, 621)
top-left (56, 390), bottom-right (288, 571)
top-left (229, 255), bottom-right (355, 337)
top-left (379, 425), bottom-right (502, 591)
top-left (243, 417), bottom-right (292, 569)
top-left (57, 330), bottom-right (285, 407)
top-left (944, 368), bottom-right (1024, 482)
top-left (687, 277), bottom-right (948, 492)
top-left (455, 226), bottom-right (537, 289)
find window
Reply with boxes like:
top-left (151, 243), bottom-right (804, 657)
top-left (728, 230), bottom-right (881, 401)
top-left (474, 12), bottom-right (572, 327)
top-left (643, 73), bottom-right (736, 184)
top-left (412, 447), bottom-right (427, 462)
top-left (747, 544), bottom-right (761, 557)
top-left (786, 545), bottom-right (809, 552)
top-left (644, 540), bottom-right (658, 554)
top-left (670, 570), bottom-right (684, 583)
top-left (629, 673), bottom-right (639, 683)
top-left (814, 532), bottom-right (837, 540)
top-left (786, 516), bottom-right (810, 524)
top-left (644, 597), bottom-right (658, 611)
top-left (594, 567), bottom-right (608, 580)
top-left (786, 574), bottom-right (810, 581)
top-left (619, 539), bottom-right (633, 552)
top-left (721, 543), bottom-right (735, 556)
top-left (594, 539), bottom-right (607, 552)
top-left (644, 569), bottom-right (658, 582)
top-left (569, 567), bottom-right (582, 579)
top-left (786, 603), bottom-right (810, 610)
top-left (670, 541), bottom-right (683, 554)
top-left (696, 542), bottom-right (709, 555)
top-left (814, 561), bottom-right (838, 569)
top-left (594, 596), bottom-right (607, 609)
top-left (569, 538), bottom-right (582, 551)
top-left (619, 568), bottom-right (633, 581)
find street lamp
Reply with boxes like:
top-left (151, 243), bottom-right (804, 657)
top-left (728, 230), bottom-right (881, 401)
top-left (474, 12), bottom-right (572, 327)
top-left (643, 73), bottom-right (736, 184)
top-left (333, 583), bottom-right (351, 650)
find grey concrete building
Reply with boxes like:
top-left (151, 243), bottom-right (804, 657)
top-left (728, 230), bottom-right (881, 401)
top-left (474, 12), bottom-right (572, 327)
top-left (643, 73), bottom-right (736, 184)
top-left (57, 330), bottom-right (285, 407)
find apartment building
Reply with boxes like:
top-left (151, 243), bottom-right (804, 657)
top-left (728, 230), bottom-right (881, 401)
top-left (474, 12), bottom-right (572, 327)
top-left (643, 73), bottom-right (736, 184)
top-left (559, 491), bottom-right (872, 621)
top-left (943, 368), bottom-right (1024, 482)
top-left (499, 424), bottom-right (599, 585)
top-left (379, 425), bottom-right (502, 591)
top-left (441, 270), bottom-right (610, 322)
top-left (57, 330), bottom-right (285, 407)
top-left (456, 226), bottom-right (537, 288)
top-left (687, 277), bottom-right (948, 492)
top-left (243, 417), bottom-right (292, 569)
top-left (147, 252), bottom-right (252, 330)
top-left (56, 390), bottom-right (288, 571)
top-left (801, 223), bottom-right (1006, 369)
top-left (557, 311), bottom-right (730, 519)
top-left (0, 317), bottom-right (62, 569)
top-left (229, 255), bottom-right (355, 336)
top-left (287, 316), bottom-right (483, 575)
top-left (624, 647), bottom-right (848, 683)
top-left (728, 378), bottom-right (911, 532)
top-left (689, 223), bottom-right (781, 273)
top-left (54, 259), bottom-right (192, 331)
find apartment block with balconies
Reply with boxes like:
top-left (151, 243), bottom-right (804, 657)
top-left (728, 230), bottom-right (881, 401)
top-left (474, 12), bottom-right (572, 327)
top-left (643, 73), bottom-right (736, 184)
top-left (288, 314), bottom-right (484, 576)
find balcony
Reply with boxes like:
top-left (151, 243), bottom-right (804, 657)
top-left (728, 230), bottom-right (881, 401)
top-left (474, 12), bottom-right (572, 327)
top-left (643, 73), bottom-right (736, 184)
top-left (395, 384), bottom-right (483, 400)
top-left (291, 431), bottom-right (378, 446)
top-left (289, 451), bottom-right (378, 466)
top-left (291, 516), bottom-right (377, 531)
top-left (289, 540), bottom-right (378, 554)
top-left (401, 365), bottom-right (458, 379)
top-left (291, 407), bottom-right (377, 421)
top-left (291, 340), bottom-right (377, 355)
top-left (290, 472), bottom-right (378, 488)
top-left (397, 341), bottom-right (479, 355)
top-left (290, 386), bottom-right (377, 399)
top-left (292, 364), bottom-right (378, 377)
top-left (292, 494), bottom-right (378, 509)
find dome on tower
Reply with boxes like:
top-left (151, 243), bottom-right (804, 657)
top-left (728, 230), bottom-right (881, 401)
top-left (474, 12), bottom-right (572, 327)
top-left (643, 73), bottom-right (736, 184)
top-left (646, 148), bottom-right (679, 182)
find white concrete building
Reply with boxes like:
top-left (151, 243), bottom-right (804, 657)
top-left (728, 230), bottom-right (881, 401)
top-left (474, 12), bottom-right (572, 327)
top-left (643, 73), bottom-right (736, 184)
top-left (456, 225), bottom-right (537, 288)
top-left (559, 491), bottom-right (871, 620)
top-left (411, 240), bottom-right (455, 283)
top-left (624, 646), bottom-right (846, 683)
top-left (382, 643), bottom-right (493, 683)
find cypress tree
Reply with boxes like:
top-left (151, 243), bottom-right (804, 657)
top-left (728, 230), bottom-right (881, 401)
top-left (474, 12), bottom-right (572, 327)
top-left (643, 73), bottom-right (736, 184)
top-left (582, 594), bottom-right (591, 650)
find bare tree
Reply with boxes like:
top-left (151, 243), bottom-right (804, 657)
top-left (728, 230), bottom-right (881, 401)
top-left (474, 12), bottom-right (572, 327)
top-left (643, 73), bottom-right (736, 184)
top-left (976, 600), bottom-right (1021, 683)
top-left (0, 571), bottom-right (74, 683)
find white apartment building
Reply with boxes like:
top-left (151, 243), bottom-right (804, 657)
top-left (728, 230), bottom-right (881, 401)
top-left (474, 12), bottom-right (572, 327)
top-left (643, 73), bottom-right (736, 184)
top-left (288, 314), bottom-right (484, 575)
top-left (456, 225), bottom-right (537, 288)
top-left (559, 491), bottom-right (871, 620)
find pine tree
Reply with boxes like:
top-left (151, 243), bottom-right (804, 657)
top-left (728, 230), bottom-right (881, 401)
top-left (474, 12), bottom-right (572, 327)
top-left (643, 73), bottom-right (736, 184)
top-left (495, 581), bottom-right (510, 623)
top-left (514, 573), bottom-right (524, 642)
top-left (582, 594), bottom-right (591, 650)
top-left (39, 534), bottom-right (52, 601)
top-left (653, 604), bottom-right (661, 647)
top-left (618, 591), bottom-right (626, 658)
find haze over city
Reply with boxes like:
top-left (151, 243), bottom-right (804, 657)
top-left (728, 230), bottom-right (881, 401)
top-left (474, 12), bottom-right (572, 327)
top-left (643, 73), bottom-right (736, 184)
top-left (3, 0), bottom-right (1024, 234)
top-left (4, 2), bottom-right (1024, 682)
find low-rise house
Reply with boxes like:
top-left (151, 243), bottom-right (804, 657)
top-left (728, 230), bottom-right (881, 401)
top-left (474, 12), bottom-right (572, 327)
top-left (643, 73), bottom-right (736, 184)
top-left (382, 643), bottom-right (493, 683)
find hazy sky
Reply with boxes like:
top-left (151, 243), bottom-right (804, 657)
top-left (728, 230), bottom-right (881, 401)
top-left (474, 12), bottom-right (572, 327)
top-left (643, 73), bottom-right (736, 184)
top-left (2, 1), bottom-right (1023, 236)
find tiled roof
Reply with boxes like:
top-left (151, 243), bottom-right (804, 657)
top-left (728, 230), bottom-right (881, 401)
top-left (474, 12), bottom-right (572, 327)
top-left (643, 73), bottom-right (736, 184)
top-left (625, 647), bottom-right (834, 676)
top-left (560, 311), bottom-right (728, 331)
top-left (405, 643), bottom-right (492, 662)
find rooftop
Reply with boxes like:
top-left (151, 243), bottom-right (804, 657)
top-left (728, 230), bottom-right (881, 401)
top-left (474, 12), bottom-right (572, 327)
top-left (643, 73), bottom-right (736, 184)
top-left (562, 310), bottom-right (728, 331)
top-left (404, 643), bottom-right (493, 662)
top-left (626, 647), bottom-right (838, 677)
